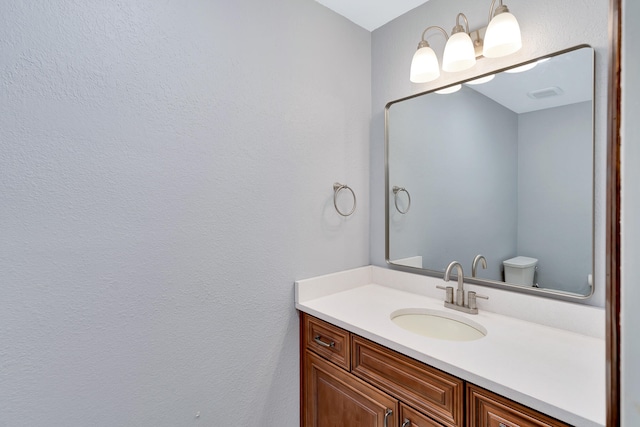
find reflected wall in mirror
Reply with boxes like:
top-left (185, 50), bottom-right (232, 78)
top-left (386, 46), bottom-right (594, 299)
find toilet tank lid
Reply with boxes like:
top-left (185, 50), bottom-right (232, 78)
top-left (503, 256), bottom-right (538, 268)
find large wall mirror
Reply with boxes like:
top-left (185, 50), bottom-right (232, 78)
top-left (385, 45), bottom-right (595, 300)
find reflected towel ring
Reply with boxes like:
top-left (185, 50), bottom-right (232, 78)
top-left (333, 182), bottom-right (356, 217)
top-left (392, 186), bottom-right (411, 214)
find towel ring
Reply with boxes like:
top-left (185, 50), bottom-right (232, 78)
top-left (333, 182), bottom-right (356, 217)
top-left (392, 186), bottom-right (411, 214)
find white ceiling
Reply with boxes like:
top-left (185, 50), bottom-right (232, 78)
top-left (315, 0), bottom-right (430, 31)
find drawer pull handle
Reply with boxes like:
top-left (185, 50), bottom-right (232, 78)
top-left (402, 419), bottom-right (411, 427)
top-left (313, 335), bottom-right (335, 348)
top-left (499, 423), bottom-right (509, 427)
top-left (384, 409), bottom-right (393, 427)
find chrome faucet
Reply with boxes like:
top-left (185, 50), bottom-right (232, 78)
top-left (437, 260), bottom-right (489, 315)
top-left (444, 261), bottom-right (465, 306)
top-left (472, 254), bottom-right (487, 277)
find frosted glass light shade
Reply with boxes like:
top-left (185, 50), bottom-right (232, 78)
top-left (483, 11), bottom-right (522, 58)
top-left (435, 84), bottom-right (462, 94)
top-left (465, 74), bottom-right (495, 85)
top-left (504, 62), bottom-right (537, 73)
top-left (442, 32), bottom-right (476, 73)
top-left (410, 46), bottom-right (440, 83)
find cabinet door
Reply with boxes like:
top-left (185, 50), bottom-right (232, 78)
top-left (304, 350), bottom-right (399, 427)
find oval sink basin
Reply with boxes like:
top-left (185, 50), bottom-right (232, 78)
top-left (390, 308), bottom-right (487, 341)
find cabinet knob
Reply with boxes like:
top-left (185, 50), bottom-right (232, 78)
top-left (402, 419), bottom-right (411, 427)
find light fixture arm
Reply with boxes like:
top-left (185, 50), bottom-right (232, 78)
top-left (418, 25), bottom-right (449, 48)
top-left (488, 0), bottom-right (509, 24)
top-left (452, 13), bottom-right (471, 35)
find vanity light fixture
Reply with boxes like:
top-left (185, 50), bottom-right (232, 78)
top-left (410, 0), bottom-right (522, 84)
top-left (410, 26), bottom-right (449, 83)
top-left (442, 13), bottom-right (476, 73)
top-left (483, 0), bottom-right (522, 58)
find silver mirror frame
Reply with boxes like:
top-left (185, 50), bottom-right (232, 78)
top-left (384, 44), bottom-right (596, 303)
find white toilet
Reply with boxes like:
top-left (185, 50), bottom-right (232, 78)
top-left (503, 256), bottom-right (538, 286)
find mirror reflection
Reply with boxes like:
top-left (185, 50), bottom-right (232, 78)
top-left (386, 46), bottom-right (594, 298)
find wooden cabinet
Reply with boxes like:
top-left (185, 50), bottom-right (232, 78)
top-left (399, 403), bottom-right (443, 427)
top-left (467, 384), bottom-right (571, 427)
top-left (302, 313), bottom-right (451, 427)
top-left (304, 314), bottom-right (351, 371)
top-left (352, 336), bottom-right (463, 427)
top-left (304, 350), bottom-right (398, 427)
top-left (301, 313), bottom-right (572, 427)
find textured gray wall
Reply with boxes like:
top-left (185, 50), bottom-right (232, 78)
top-left (371, 0), bottom-right (609, 307)
top-left (388, 87), bottom-right (517, 280)
top-left (517, 102), bottom-right (593, 294)
top-left (0, 1), bottom-right (370, 425)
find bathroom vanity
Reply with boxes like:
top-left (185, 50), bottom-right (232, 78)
top-left (295, 266), bottom-right (605, 427)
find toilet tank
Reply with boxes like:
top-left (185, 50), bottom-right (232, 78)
top-left (503, 256), bottom-right (538, 286)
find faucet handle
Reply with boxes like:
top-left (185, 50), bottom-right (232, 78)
top-left (467, 291), bottom-right (489, 310)
top-left (436, 285), bottom-right (454, 304)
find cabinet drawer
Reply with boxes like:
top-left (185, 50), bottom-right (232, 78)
top-left (399, 403), bottom-right (443, 427)
top-left (467, 384), bottom-right (572, 427)
top-left (352, 336), bottom-right (463, 427)
top-left (303, 313), bottom-right (351, 370)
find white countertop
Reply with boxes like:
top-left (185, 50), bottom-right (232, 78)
top-left (295, 266), bottom-right (605, 427)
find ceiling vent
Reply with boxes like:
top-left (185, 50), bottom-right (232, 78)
top-left (527, 86), bottom-right (564, 100)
